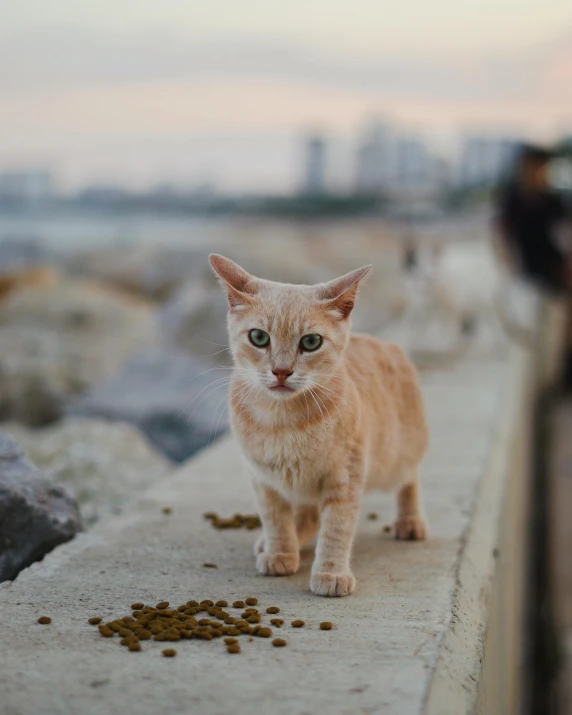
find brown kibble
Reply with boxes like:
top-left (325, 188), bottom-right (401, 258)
top-left (131, 602), bottom-right (145, 610)
top-left (232, 601), bottom-right (245, 609)
top-left (225, 627), bottom-right (240, 636)
top-left (162, 648), bottom-right (177, 657)
top-left (367, 512), bottom-right (378, 521)
top-left (291, 620), bottom-right (305, 628)
top-left (162, 507), bottom-right (173, 515)
top-left (100, 628), bottom-right (114, 637)
top-left (202, 563), bottom-right (218, 569)
top-left (272, 638), bottom-right (287, 647)
top-left (198, 619), bottom-right (211, 626)
top-left (257, 627), bottom-right (272, 638)
top-left (246, 614), bottom-right (261, 624)
top-left (215, 600), bottom-right (228, 607)
top-left (88, 617), bottom-right (102, 625)
top-left (200, 600), bottom-right (214, 607)
top-left (156, 601), bottom-right (169, 610)
top-left (227, 644), bottom-right (241, 654)
top-left (244, 517), bottom-right (262, 530)
top-left (153, 633), bottom-right (167, 642)
top-left (37, 616), bottom-right (52, 625)
top-left (319, 622), bottom-right (333, 630)
top-left (266, 607), bottom-right (280, 614)
top-left (224, 617), bottom-right (237, 625)
top-left (128, 642), bottom-right (142, 652)
top-left (196, 631), bottom-right (213, 641)
top-left (270, 618), bottom-right (284, 627)
top-left (244, 597), bottom-right (258, 606)
top-left (383, 524), bottom-right (392, 534)
top-left (118, 628), bottom-right (131, 638)
top-left (138, 629), bottom-right (151, 640)
top-left (224, 637), bottom-right (238, 645)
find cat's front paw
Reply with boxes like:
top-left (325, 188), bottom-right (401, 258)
top-left (394, 515), bottom-right (427, 540)
top-left (310, 571), bottom-right (356, 597)
top-left (257, 552), bottom-right (299, 576)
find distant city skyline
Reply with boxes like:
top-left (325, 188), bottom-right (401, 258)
top-left (0, 124), bottom-right (525, 205)
top-left (1, 1), bottom-right (571, 192)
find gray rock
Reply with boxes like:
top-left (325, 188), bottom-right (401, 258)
top-left (0, 278), bottom-right (155, 425)
top-left (159, 274), bottom-right (231, 364)
top-left (3, 419), bottom-right (171, 526)
top-left (66, 245), bottom-right (214, 301)
top-left (0, 430), bottom-right (82, 582)
top-left (67, 350), bottom-right (230, 463)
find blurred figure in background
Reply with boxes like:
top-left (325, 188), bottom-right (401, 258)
top-left (494, 144), bottom-right (572, 385)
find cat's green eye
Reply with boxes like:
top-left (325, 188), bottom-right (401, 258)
top-left (300, 334), bottom-right (322, 352)
top-left (249, 329), bottom-right (270, 348)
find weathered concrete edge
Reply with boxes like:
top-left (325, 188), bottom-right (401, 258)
top-left (423, 342), bottom-right (534, 715)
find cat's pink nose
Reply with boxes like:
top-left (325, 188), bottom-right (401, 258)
top-left (272, 367), bottom-right (294, 385)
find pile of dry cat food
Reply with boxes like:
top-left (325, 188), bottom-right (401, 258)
top-left (203, 512), bottom-right (262, 530)
top-left (78, 597), bottom-right (334, 656)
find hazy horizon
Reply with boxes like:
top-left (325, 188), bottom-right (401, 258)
top-left (1, 1), bottom-right (571, 193)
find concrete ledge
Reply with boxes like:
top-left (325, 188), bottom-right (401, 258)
top-left (0, 327), bottom-right (549, 714)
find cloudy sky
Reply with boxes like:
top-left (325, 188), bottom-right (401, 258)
top-left (1, 0), bottom-right (571, 192)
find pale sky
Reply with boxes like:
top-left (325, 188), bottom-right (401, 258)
top-left (1, 0), bottom-right (571, 192)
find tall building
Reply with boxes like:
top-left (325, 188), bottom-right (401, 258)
top-left (0, 169), bottom-right (54, 205)
top-left (456, 137), bottom-right (519, 187)
top-left (355, 119), bottom-right (395, 195)
top-left (354, 119), bottom-right (445, 198)
top-left (301, 135), bottom-right (327, 195)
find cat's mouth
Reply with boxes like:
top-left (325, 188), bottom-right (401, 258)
top-left (269, 385), bottom-right (296, 394)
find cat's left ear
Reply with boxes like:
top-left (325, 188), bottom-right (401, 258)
top-left (317, 265), bottom-right (372, 319)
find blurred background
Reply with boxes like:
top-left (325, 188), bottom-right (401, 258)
top-left (1, 2), bottom-right (572, 710)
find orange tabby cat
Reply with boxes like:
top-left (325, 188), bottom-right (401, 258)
top-left (210, 254), bottom-right (429, 597)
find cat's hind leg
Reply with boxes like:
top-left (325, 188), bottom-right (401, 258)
top-left (254, 504), bottom-right (318, 555)
top-left (394, 470), bottom-right (427, 540)
top-left (295, 504), bottom-right (320, 548)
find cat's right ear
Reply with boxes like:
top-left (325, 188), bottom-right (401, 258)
top-left (209, 254), bottom-right (258, 309)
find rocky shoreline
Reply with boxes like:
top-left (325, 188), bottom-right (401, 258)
top-left (0, 223), bottom-right (493, 581)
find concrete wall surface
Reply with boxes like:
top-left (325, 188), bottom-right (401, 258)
top-left (0, 328), bottom-right (548, 714)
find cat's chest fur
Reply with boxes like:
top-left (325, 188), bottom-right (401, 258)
top-left (233, 414), bottom-right (336, 501)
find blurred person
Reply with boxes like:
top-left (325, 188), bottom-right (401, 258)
top-left (494, 145), bottom-right (569, 293)
top-left (493, 144), bottom-right (572, 384)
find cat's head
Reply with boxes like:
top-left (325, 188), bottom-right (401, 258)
top-left (210, 254), bottom-right (371, 399)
